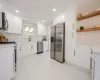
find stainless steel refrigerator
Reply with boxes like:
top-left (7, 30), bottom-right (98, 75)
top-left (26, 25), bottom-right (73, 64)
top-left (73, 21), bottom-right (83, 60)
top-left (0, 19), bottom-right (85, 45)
top-left (50, 23), bottom-right (65, 63)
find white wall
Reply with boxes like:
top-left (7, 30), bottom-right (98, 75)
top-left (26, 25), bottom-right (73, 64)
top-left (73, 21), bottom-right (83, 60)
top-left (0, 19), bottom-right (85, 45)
top-left (77, 15), bottom-right (100, 29)
top-left (76, 31), bottom-right (100, 45)
top-left (76, 2), bottom-right (100, 45)
top-left (53, 13), bottom-right (66, 25)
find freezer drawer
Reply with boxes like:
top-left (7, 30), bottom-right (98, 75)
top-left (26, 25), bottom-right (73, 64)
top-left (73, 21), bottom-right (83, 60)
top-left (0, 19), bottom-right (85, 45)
top-left (55, 42), bottom-right (64, 62)
top-left (50, 42), bottom-right (55, 59)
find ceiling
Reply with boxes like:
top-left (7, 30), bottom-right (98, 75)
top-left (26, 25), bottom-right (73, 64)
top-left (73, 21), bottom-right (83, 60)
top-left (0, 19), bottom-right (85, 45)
top-left (6, 0), bottom-right (97, 23)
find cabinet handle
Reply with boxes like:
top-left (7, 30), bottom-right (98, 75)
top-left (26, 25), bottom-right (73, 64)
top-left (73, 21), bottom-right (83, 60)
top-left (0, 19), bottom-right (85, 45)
top-left (91, 50), bottom-right (93, 54)
top-left (93, 60), bottom-right (95, 80)
top-left (20, 47), bottom-right (21, 51)
top-left (74, 50), bottom-right (75, 56)
top-left (31, 45), bottom-right (33, 49)
top-left (72, 32), bottom-right (74, 38)
top-left (90, 57), bottom-right (92, 69)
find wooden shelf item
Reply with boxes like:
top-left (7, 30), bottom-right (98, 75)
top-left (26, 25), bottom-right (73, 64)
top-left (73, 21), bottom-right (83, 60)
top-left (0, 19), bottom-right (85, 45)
top-left (77, 10), bottom-right (100, 21)
top-left (77, 27), bottom-right (100, 32)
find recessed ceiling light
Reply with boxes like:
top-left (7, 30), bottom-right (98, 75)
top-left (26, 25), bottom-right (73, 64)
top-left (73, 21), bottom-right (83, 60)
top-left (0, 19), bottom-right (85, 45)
top-left (42, 20), bottom-right (44, 22)
top-left (16, 10), bottom-right (19, 13)
top-left (53, 8), bottom-right (56, 12)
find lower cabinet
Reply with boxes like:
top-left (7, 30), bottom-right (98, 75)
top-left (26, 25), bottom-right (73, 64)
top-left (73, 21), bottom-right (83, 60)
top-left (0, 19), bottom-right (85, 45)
top-left (93, 52), bottom-right (100, 80)
top-left (43, 41), bottom-right (48, 52)
top-left (28, 42), bottom-right (37, 55)
top-left (18, 42), bottom-right (37, 58)
top-left (74, 46), bottom-right (92, 70)
top-left (0, 45), bottom-right (15, 80)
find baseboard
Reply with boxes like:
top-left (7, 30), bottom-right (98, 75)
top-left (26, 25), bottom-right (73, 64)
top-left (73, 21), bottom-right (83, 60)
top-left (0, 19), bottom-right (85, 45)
top-left (66, 60), bottom-right (92, 73)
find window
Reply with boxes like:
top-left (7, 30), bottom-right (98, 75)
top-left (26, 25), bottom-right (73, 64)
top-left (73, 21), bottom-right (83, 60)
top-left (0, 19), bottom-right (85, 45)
top-left (24, 25), bottom-right (34, 37)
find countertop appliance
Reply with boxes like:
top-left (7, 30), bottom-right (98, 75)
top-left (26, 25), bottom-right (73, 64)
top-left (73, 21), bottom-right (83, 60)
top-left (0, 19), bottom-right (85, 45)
top-left (50, 23), bottom-right (65, 63)
top-left (0, 12), bottom-right (8, 30)
top-left (37, 41), bottom-right (43, 54)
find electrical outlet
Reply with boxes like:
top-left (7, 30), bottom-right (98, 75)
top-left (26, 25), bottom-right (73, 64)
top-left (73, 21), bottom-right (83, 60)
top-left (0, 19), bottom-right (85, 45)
top-left (73, 24), bottom-right (74, 30)
top-left (72, 32), bottom-right (74, 38)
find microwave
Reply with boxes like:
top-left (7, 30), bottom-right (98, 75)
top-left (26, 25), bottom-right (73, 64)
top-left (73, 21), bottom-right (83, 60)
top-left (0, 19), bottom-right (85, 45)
top-left (0, 12), bottom-right (8, 30)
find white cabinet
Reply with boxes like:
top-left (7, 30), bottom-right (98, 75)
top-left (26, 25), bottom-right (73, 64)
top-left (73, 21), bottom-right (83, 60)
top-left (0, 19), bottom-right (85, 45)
top-left (0, 45), bottom-right (15, 80)
top-left (13, 15), bottom-right (22, 34)
top-left (18, 42), bottom-right (37, 58)
top-left (93, 52), bottom-right (100, 80)
top-left (75, 46), bottom-right (91, 69)
top-left (6, 12), bottom-right (13, 32)
top-left (6, 12), bottom-right (22, 34)
top-left (92, 52), bottom-right (100, 80)
top-left (0, 0), bottom-right (2, 12)
top-left (30, 42), bottom-right (37, 54)
top-left (43, 41), bottom-right (48, 52)
top-left (37, 23), bottom-right (47, 36)
top-left (2, 0), bottom-right (7, 12)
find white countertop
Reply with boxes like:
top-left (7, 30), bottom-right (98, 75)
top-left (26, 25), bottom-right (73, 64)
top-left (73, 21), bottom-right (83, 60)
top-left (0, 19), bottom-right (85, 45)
top-left (0, 44), bottom-right (16, 48)
top-left (76, 44), bottom-right (100, 53)
top-left (91, 45), bottom-right (100, 53)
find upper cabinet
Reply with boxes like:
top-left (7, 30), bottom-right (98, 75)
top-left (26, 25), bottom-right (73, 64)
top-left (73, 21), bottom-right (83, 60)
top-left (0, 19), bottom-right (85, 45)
top-left (6, 12), bottom-right (22, 34)
top-left (0, 0), bottom-right (2, 12)
top-left (2, 0), bottom-right (7, 12)
top-left (0, 0), bottom-right (22, 34)
top-left (37, 23), bottom-right (47, 36)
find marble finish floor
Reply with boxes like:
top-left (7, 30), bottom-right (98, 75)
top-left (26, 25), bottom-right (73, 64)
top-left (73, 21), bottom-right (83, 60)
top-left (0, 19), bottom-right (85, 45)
top-left (15, 52), bottom-right (92, 80)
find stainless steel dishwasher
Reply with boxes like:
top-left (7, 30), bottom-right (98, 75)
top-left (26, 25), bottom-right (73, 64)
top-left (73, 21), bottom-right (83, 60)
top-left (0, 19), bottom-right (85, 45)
top-left (37, 41), bottom-right (43, 54)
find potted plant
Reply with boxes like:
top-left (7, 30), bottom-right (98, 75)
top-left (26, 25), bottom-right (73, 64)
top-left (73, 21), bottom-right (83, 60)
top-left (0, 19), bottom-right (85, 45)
top-left (80, 26), bottom-right (84, 31)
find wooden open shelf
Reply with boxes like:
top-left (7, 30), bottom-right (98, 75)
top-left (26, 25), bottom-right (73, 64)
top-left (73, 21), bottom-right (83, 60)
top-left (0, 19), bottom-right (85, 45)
top-left (77, 10), bottom-right (100, 21)
top-left (77, 27), bottom-right (100, 32)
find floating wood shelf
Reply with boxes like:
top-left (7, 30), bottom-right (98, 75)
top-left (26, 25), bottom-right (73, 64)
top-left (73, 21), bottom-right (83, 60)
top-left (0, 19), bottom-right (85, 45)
top-left (77, 27), bottom-right (100, 32)
top-left (77, 10), bottom-right (100, 21)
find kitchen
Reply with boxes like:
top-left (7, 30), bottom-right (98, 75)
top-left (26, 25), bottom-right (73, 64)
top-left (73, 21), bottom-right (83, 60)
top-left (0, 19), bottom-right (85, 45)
top-left (0, 0), bottom-right (100, 80)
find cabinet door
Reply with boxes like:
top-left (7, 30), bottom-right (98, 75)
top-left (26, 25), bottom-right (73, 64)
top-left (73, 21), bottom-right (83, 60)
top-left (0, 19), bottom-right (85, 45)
top-left (94, 53), bottom-right (100, 80)
top-left (0, 46), bottom-right (14, 80)
top-left (6, 12), bottom-right (22, 34)
top-left (2, 0), bottom-right (7, 12)
top-left (43, 41), bottom-right (48, 52)
top-left (6, 12), bottom-right (14, 32)
top-left (30, 42), bottom-right (37, 54)
top-left (75, 46), bottom-right (91, 69)
top-left (13, 16), bottom-right (22, 34)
